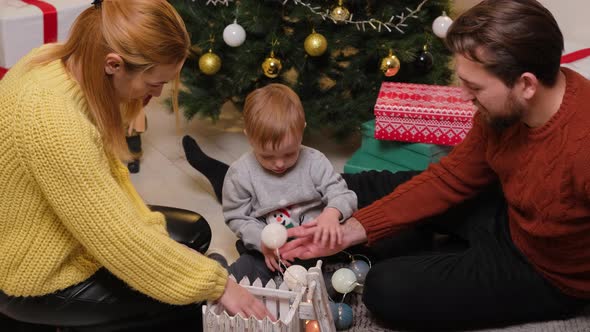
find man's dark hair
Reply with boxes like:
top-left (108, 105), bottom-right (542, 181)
top-left (446, 0), bottom-right (563, 87)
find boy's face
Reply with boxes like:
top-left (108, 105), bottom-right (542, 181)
top-left (251, 134), bottom-right (302, 175)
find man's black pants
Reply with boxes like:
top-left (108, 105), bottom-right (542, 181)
top-left (343, 170), bottom-right (588, 330)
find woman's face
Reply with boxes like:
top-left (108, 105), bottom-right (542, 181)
top-left (106, 55), bottom-right (184, 103)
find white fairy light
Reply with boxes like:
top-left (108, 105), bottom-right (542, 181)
top-left (206, 0), bottom-right (232, 6)
top-left (203, 0), bottom-right (429, 34)
top-left (290, 0), bottom-right (429, 34)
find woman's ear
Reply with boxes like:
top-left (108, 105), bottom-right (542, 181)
top-left (104, 53), bottom-right (124, 75)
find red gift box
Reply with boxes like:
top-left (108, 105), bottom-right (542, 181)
top-left (374, 82), bottom-right (477, 146)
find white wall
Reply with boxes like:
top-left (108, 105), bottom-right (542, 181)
top-left (452, 0), bottom-right (589, 47)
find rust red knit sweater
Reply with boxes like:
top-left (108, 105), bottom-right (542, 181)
top-left (354, 68), bottom-right (590, 299)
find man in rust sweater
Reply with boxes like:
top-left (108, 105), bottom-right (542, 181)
top-left (281, 0), bottom-right (590, 329)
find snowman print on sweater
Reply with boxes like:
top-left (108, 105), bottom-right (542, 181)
top-left (265, 201), bottom-right (306, 229)
top-left (266, 207), bottom-right (295, 229)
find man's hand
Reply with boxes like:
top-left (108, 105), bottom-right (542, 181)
top-left (217, 278), bottom-right (276, 320)
top-left (280, 217), bottom-right (368, 261)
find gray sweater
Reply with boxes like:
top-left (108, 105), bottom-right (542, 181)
top-left (223, 146), bottom-right (357, 251)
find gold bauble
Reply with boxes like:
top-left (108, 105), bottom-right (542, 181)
top-left (198, 50), bottom-right (221, 75)
top-left (330, 1), bottom-right (350, 23)
top-left (304, 32), bottom-right (328, 57)
top-left (261, 51), bottom-right (282, 78)
top-left (380, 51), bottom-right (400, 77)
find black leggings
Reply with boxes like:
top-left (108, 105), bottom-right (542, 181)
top-left (0, 206), bottom-right (211, 332)
top-left (343, 170), bottom-right (588, 330)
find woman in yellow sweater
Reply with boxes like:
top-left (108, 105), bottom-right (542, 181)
top-left (0, 0), bottom-right (269, 330)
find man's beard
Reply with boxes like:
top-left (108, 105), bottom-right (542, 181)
top-left (478, 95), bottom-right (524, 133)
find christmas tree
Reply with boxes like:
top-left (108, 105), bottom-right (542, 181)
top-left (171, 0), bottom-right (453, 139)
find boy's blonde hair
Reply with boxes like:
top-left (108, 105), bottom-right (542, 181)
top-left (28, 0), bottom-right (190, 160)
top-left (243, 84), bottom-right (306, 150)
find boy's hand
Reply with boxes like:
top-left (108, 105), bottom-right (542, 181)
top-left (261, 242), bottom-right (285, 272)
top-left (313, 208), bottom-right (343, 249)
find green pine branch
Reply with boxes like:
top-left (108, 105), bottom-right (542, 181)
top-left (171, 0), bottom-right (452, 139)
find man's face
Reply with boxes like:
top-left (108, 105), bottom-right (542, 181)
top-left (455, 54), bottom-right (526, 131)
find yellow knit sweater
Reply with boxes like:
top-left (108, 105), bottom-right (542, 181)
top-left (0, 47), bottom-right (227, 305)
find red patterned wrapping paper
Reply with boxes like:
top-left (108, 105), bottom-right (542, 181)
top-left (374, 82), bottom-right (477, 146)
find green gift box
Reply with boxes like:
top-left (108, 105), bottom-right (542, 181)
top-left (344, 120), bottom-right (453, 173)
top-left (344, 150), bottom-right (412, 174)
top-left (356, 120), bottom-right (451, 170)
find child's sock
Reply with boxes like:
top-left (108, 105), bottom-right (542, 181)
top-left (182, 135), bottom-right (228, 203)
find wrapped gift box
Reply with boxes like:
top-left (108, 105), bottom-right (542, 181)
top-left (359, 120), bottom-right (450, 170)
top-left (344, 120), bottom-right (451, 174)
top-left (374, 82), bottom-right (477, 146)
top-left (0, 0), bottom-right (89, 71)
top-left (561, 44), bottom-right (590, 79)
top-left (344, 150), bottom-right (411, 174)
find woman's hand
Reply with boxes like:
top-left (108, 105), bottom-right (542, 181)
top-left (217, 278), bottom-right (276, 321)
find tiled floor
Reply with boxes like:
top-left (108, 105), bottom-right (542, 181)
top-left (130, 89), bottom-right (359, 264)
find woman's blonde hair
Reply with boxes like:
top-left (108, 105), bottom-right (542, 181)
top-left (243, 84), bottom-right (306, 150)
top-left (28, 0), bottom-right (190, 159)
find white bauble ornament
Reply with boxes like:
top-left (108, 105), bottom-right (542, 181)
top-left (432, 12), bottom-right (453, 38)
top-left (284, 265), bottom-right (308, 290)
top-left (261, 223), bottom-right (288, 249)
top-left (331, 268), bottom-right (358, 294)
top-left (223, 20), bottom-right (246, 47)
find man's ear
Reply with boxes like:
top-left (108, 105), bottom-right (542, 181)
top-left (104, 53), bottom-right (124, 75)
top-left (517, 72), bottom-right (539, 100)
